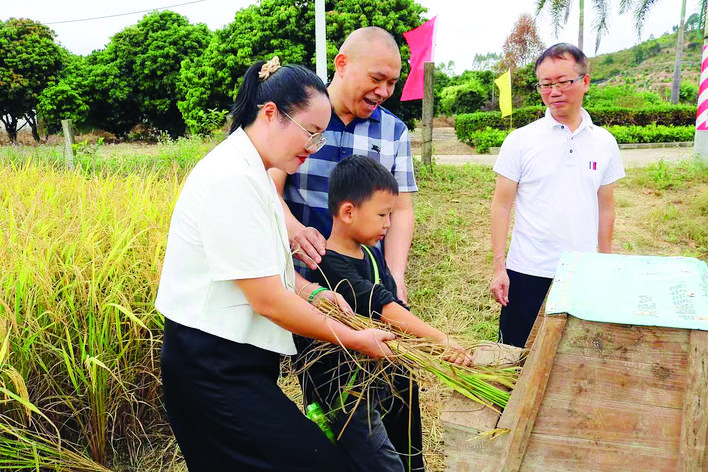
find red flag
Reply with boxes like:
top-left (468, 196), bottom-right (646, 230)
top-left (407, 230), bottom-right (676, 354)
top-left (401, 17), bottom-right (436, 102)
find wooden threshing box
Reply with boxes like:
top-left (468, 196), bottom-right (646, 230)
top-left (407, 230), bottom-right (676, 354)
top-left (443, 254), bottom-right (708, 471)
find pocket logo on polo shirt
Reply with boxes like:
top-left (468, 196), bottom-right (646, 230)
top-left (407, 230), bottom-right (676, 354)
top-left (588, 161), bottom-right (597, 170)
top-left (371, 144), bottom-right (381, 153)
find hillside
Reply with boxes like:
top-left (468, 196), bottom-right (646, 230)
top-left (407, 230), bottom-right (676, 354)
top-left (590, 28), bottom-right (702, 97)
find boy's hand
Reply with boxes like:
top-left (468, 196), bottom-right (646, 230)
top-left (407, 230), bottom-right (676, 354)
top-left (350, 329), bottom-right (395, 359)
top-left (442, 339), bottom-right (474, 366)
top-left (314, 289), bottom-right (354, 315)
top-left (292, 227), bottom-right (326, 270)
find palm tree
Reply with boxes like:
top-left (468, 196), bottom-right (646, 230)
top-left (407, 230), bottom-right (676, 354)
top-left (670, 0), bottom-right (687, 104)
top-left (535, 0), bottom-right (611, 53)
top-left (622, 0), bottom-right (693, 104)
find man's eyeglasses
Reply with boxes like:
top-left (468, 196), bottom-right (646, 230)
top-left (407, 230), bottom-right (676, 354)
top-left (281, 110), bottom-right (326, 153)
top-left (536, 75), bottom-right (586, 94)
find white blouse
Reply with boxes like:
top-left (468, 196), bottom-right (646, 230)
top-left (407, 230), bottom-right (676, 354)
top-left (155, 127), bottom-right (297, 355)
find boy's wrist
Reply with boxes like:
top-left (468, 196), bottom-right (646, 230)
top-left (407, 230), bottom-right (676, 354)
top-left (297, 282), bottom-right (323, 302)
top-left (308, 287), bottom-right (328, 303)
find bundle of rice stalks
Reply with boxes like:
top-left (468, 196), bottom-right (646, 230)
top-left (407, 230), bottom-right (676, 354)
top-left (313, 297), bottom-right (523, 413)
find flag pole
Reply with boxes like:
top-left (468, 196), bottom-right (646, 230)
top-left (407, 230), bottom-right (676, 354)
top-left (509, 70), bottom-right (513, 130)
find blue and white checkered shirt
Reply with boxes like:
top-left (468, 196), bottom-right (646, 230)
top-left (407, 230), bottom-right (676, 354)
top-left (283, 106), bottom-right (417, 239)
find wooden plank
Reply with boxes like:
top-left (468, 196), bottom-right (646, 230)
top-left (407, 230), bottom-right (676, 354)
top-left (499, 315), bottom-right (562, 430)
top-left (444, 430), bottom-right (505, 472)
top-left (498, 314), bottom-right (567, 472)
top-left (543, 351), bottom-right (687, 410)
top-left (533, 396), bottom-right (682, 449)
top-left (558, 317), bottom-right (690, 365)
top-left (524, 300), bottom-right (547, 349)
top-left (503, 319), bottom-right (544, 426)
top-left (520, 433), bottom-right (679, 472)
top-left (678, 329), bottom-right (708, 472)
top-left (441, 391), bottom-right (500, 433)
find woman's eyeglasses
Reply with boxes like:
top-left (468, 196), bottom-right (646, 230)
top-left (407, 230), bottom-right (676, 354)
top-left (536, 75), bottom-right (586, 94)
top-left (281, 110), bottom-right (326, 153)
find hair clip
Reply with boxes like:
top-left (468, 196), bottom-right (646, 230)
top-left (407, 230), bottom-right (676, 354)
top-left (259, 56), bottom-right (281, 81)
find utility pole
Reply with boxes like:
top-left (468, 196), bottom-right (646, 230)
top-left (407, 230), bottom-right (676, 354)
top-left (421, 62), bottom-right (435, 168)
top-left (315, 0), bottom-right (327, 84)
top-left (694, 0), bottom-right (708, 162)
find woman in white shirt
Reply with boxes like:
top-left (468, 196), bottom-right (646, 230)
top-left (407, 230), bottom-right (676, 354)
top-left (155, 58), bottom-right (394, 471)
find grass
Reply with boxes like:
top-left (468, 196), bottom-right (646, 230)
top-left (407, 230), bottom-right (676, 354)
top-left (1, 138), bottom-right (707, 471)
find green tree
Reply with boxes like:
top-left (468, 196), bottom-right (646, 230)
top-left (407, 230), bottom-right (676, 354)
top-left (178, 1), bottom-right (315, 135)
top-left (37, 81), bottom-right (88, 137)
top-left (512, 63), bottom-right (543, 108)
top-left (439, 78), bottom-right (486, 115)
top-left (0, 18), bottom-right (64, 142)
top-left (83, 11), bottom-right (210, 137)
top-left (433, 65), bottom-right (453, 115)
top-left (178, 0), bottom-right (427, 135)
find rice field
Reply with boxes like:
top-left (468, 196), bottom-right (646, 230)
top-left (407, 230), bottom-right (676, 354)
top-left (1, 137), bottom-right (706, 471)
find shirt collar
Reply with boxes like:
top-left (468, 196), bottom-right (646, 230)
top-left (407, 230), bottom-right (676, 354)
top-left (544, 107), bottom-right (594, 133)
top-left (329, 106), bottom-right (383, 130)
top-left (230, 127), bottom-right (271, 186)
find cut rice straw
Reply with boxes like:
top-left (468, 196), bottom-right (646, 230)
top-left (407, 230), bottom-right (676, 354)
top-left (313, 297), bottom-right (523, 413)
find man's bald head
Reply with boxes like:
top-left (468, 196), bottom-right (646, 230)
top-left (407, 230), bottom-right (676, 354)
top-left (339, 27), bottom-right (400, 61)
top-left (329, 27), bottom-right (402, 123)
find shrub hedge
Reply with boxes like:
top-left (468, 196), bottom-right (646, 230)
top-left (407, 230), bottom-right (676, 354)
top-left (455, 105), bottom-right (696, 144)
top-left (465, 124), bottom-right (695, 154)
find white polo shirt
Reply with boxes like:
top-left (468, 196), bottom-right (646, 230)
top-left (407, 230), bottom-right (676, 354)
top-left (155, 127), bottom-right (297, 355)
top-left (493, 108), bottom-right (625, 278)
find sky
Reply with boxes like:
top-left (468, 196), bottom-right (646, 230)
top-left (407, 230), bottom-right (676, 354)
top-left (3, 0), bottom-right (688, 74)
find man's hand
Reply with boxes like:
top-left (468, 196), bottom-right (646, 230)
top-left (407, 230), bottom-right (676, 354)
top-left (292, 227), bottom-right (327, 270)
top-left (490, 269), bottom-right (510, 306)
top-left (390, 271), bottom-right (408, 305)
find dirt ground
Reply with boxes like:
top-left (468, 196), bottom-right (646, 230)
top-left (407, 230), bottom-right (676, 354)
top-left (410, 125), bottom-right (697, 167)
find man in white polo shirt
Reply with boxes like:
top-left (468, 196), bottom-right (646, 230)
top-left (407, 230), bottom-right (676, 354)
top-left (489, 43), bottom-right (625, 347)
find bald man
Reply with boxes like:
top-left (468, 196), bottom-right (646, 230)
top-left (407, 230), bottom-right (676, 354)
top-left (270, 26), bottom-right (416, 304)
top-left (269, 27), bottom-right (423, 471)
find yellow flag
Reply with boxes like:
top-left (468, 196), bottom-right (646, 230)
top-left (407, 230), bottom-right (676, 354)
top-left (495, 70), bottom-right (512, 117)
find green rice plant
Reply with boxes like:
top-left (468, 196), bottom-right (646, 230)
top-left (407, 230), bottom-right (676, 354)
top-left (0, 160), bottom-right (181, 468)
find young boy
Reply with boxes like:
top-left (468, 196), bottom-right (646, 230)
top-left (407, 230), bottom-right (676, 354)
top-left (295, 156), bottom-right (471, 472)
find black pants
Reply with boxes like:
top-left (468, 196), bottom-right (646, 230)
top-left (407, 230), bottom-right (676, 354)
top-left (161, 319), bottom-right (352, 472)
top-left (380, 369), bottom-right (425, 472)
top-left (498, 269), bottom-right (553, 348)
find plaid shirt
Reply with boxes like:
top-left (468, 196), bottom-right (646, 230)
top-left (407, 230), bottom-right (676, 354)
top-left (283, 106), bottom-right (417, 239)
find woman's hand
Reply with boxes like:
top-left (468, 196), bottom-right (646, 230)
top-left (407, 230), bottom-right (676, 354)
top-left (349, 329), bottom-right (395, 359)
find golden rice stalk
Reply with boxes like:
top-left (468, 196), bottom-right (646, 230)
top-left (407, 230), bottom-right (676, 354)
top-left (313, 297), bottom-right (521, 412)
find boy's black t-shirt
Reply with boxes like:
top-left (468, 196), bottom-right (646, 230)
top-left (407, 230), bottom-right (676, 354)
top-left (294, 245), bottom-right (407, 411)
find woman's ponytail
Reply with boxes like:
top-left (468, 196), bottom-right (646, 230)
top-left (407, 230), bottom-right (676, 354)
top-left (229, 58), bottom-right (328, 135)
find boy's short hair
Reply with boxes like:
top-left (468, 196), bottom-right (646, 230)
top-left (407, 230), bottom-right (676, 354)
top-left (328, 155), bottom-right (399, 215)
